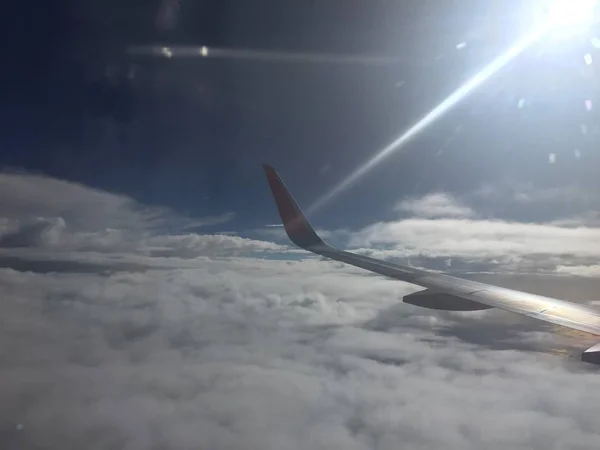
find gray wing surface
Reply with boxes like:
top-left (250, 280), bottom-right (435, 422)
top-left (263, 164), bottom-right (600, 363)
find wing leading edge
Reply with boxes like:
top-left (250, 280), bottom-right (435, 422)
top-left (263, 164), bottom-right (600, 364)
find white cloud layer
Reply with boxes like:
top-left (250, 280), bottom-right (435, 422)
top-left (350, 218), bottom-right (600, 259)
top-left (556, 265), bottom-right (600, 278)
top-left (2, 172), bottom-right (600, 449)
top-left (395, 193), bottom-right (474, 218)
top-left (0, 171), bottom-right (173, 230)
top-left (358, 186), bottom-right (598, 275)
top-left (2, 258), bottom-right (600, 449)
top-left (473, 182), bottom-right (599, 207)
top-left (0, 171), bottom-right (286, 258)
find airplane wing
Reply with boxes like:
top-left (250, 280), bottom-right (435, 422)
top-left (263, 164), bottom-right (600, 364)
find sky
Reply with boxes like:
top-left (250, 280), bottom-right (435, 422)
top-left (3, 0), bottom-right (600, 448)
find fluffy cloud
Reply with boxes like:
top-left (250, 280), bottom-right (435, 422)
top-left (395, 193), bottom-right (474, 218)
top-left (0, 171), bottom-right (174, 231)
top-left (145, 234), bottom-right (291, 258)
top-left (0, 171), bottom-right (287, 258)
top-left (367, 187), bottom-right (599, 275)
top-left (2, 258), bottom-right (600, 449)
top-left (556, 265), bottom-right (600, 278)
top-left (0, 170), bottom-right (233, 235)
top-left (3, 172), bottom-right (600, 449)
top-left (0, 217), bottom-right (66, 248)
top-left (350, 218), bottom-right (600, 258)
top-left (345, 209), bottom-right (600, 276)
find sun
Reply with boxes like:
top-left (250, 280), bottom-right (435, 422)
top-left (534, 0), bottom-right (599, 38)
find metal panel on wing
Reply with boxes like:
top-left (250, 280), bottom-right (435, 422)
top-left (415, 275), bottom-right (483, 295)
top-left (470, 288), bottom-right (555, 314)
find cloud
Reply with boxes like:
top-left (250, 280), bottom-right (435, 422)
top-left (0, 217), bottom-right (66, 248)
top-left (395, 193), bottom-right (474, 218)
top-left (349, 218), bottom-right (600, 262)
top-left (0, 171), bottom-right (289, 258)
top-left (349, 186), bottom-right (600, 276)
top-left (3, 170), bottom-right (600, 449)
top-left (145, 234), bottom-right (290, 258)
top-left (0, 229), bottom-right (292, 260)
top-left (555, 265), bottom-right (600, 278)
top-left (0, 170), bottom-right (233, 233)
top-left (2, 258), bottom-right (600, 449)
top-left (550, 212), bottom-right (600, 228)
top-left (472, 182), bottom-right (599, 207)
top-left (468, 182), bottom-right (600, 226)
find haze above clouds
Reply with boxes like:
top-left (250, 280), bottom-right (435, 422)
top-left (2, 171), bottom-right (600, 449)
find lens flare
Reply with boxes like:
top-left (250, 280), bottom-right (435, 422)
top-left (535, 0), bottom-right (599, 38)
top-left (308, 0), bottom-right (598, 213)
top-left (308, 27), bottom-right (547, 213)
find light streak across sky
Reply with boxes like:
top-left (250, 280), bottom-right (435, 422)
top-left (308, 0), bottom-right (600, 213)
top-left (307, 26), bottom-right (549, 214)
top-left (140, 0), bottom-right (598, 215)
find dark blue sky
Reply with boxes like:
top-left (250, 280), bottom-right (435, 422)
top-left (3, 0), bottom-right (600, 234)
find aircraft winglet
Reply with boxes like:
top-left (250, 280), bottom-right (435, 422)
top-left (262, 164), bottom-right (326, 250)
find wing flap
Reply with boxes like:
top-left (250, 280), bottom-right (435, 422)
top-left (404, 289), bottom-right (493, 311)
